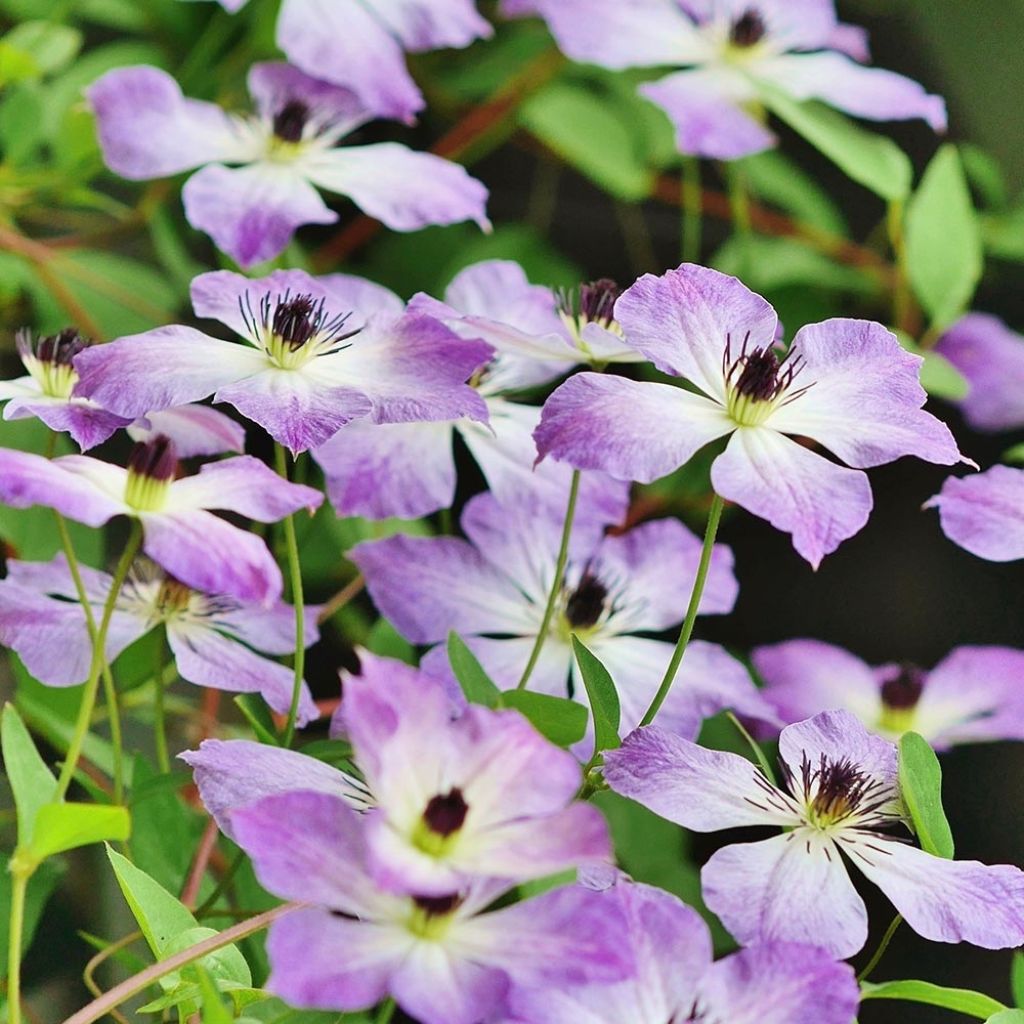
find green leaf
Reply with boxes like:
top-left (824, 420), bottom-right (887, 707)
top-left (760, 87), bottom-right (912, 201)
top-left (898, 732), bottom-right (954, 859)
top-left (499, 691), bottom-right (588, 747)
top-left (2, 703), bottom-right (57, 848)
top-left (571, 638), bottom-right (620, 753)
top-left (196, 967), bottom-right (234, 1024)
top-left (27, 803), bottom-right (130, 863)
top-left (738, 150), bottom-right (847, 234)
top-left (234, 694), bottom-right (280, 746)
top-left (988, 1012), bottom-right (1024, 1023)
top-left (520, 79), bottom-right (653, 200)
top-left (1002, 443), bottom-right (1024, 465)
top-left (4, 22), bottom-right (81, 77)
top-left (905, 145), bottom-right (983, 329)
top-left (448, 633), bottom-right (501, 708)
top-left (860, 980), bottom-right (1006, 1018)
top-left (365, 617), bottom-right (416, 665)
top-left (983, 204), bottom-right (1024, 262)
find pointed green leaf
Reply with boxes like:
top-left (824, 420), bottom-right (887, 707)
top-left (861, 980), bottom-right (1005, 1018)
top-left (196, 966), bottom-right (234, 1024)
top-left (27, 803), bottom-right (130, 862)
top-left (571, 637), bottom-right (620, 752)
top-left (898, 732), bottom-right (954, 859)
top-left (499, 691), bottom-right (588, 747)
top-left (1, 703), bottom-right (56, 847)
top-left (448, 632), bottom-right (501, 708)
top-left (988, 1012), bottom-right (1024, 1023)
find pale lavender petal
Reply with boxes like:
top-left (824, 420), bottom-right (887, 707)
top-left (443, 260), bottom-right (560, 337)
top-left (499, 0), bottom-right (537, 14)
top-left (604, 725), bottom-right (800, 830)
top-left (828, 22), bottom-right (871, 61)
top-left (319, 273), bottom-right (406, 322)
top-left (128, 404), bottom-right (245, 457)
top-left (216, 599), bottom-right (320, 656)
top-left (926, 466), bottom-right (1024, 562)
top-left (3, 397), bottom-right (129, 451)
top-left (73, 325), bottom-right (266, 419)
top-left (702, 832), bottom-right (869, 958)
top-left (744, 0), bottom-right (839, 50)
top-left (312, 419), bottom-right (456, 520)
top-left (183, 162), bottom-right (338, 268)
top-left (615, 264), bottom-right (778, 403)
top-left (277, 0), bottom-right (424, 122)
top-left (753, 639), bottom-right (883, 730)
top-left (247, 60), bottom-right (372, 133)
top-left (935, 313), bottom-right (1024, 432)
top-left (778, 709), bottom-right (899, 788)
top-left (0, 449), bottom-right (123, 526)
top-left (756, 52), bottom-right (947, 131)
top-left (5, 552), bottom-right (109, 601)
top-left (374, 0), bottom-right (492, 51)
top-left (853, 837), bottom-right (1024, 948)
top-left (710, 428), bottom-right (872, 568)
top-left (180, 738), bottom-right (371, 839)
top-left (641, 69), bottom-right (776, 160)
top-left (769, 319), bottom-right (963, 469)
top-left (302, 144), bottom-right (489, 232)
top-left (86, 65), bottom-right (258, 179)
top-left (535, 373), bottom-right (733, 484)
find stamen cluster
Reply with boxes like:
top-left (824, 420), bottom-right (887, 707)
top-left (239, 290), bottom-right (360, 369)
top-left (722, 331), bottom-right (808, 427)
top-left (124, 435), bottom-right (178, 511)
top-left (16, 327), bottom-right (90, 399)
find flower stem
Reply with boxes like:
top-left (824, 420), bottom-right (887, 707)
top-left (639, 493), bottom-right (725, 727)
top-left (6, 865), bottom-right (28, 1024)
top-left (54, 520), bottom-right (142, 802)
top-left (726, 710), bottom-right (776, 783)
top-left (273, 444), bottom-right (306, 748)
top-left (857, 913), bottom-right (903, 982)
top-left (726, 163), bottom-right (753, 277)
top-left (152, 635), bottom-right (170, 774)
top-left (516, 470), bottom-right (581, 690)
top-left (681, 156), bottom-right (702, 264)
top-left (375, 998), bottom-right (397, 1024)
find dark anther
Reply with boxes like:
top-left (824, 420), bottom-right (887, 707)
top-left (578, 278), bottom-right (621, 326)
top-left (413, 893), bottom-right (462, 917)
top-left (730, 8), bottom-right (767, 47)
top-left (880, 664), bottom-right (925, 710)
top-left (734, 348), bottom-right (781, 400)
top-left (423, 788), bottom-right (469, 837)
top-left (127, 434), bottom-right (178, 482)
top-left (272, 99), bottom-right (310, 143)
top-left (565, 571), bottom-right (609, 630)
top-left (18, 326), bottom-right (91, 365)
top-left (272, 294), bottom-right (320, 350)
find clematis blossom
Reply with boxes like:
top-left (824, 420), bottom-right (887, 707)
top-left (504, 876), bottom-right (860, 1024)
top-left (87, 62), bottom-right (489, 267)
top-left (927, 464), bottom-right (1024, 563)
top-left (754, 639), bottom-right (1024, 748)
top-left (516, 0), bottom-right (945, 159)
top-left (535, 264), bottom-right (966, 567)
top-left (312, 261), bottom-right (630, 521)
top-left (353, 490), bottom-right (776, 742)
top-left (0, 556), bottom-right (319, 724)
top-left (0, 436), bottom-right (321, 603)
top-left (605, 709), bottom-right (1024, 958)
top-left (73, 268), bottom-right (492, 454)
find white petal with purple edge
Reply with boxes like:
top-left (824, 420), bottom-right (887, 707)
top-left (926, 466), bottom-right (1024, 562)
top-left (128, 405), bottom-right (245, 457)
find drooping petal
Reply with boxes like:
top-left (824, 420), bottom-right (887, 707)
top-left (535, 373), bottom-right (734, 484)
top-left (247, 60), bottom-right (372, 135)
top-left (615, 263), bottom-right (778, 403)
top-left (926, 466), bottom-right (1024, 563)
top-left (86, 65), bottom-right (260, 180)
top-left (641, 69), bottom-right (776, 161)
top-left (313, 419), bottom-right (456, 519)
top-left (180, 738), bottom-right (372, 839)
top-left (604, 725), bottom-right (801, 831)
top-left (72, 325), bottom-right (267, 419)
top-left (935, 313), bottom-right (1024, 432)
top-left (768, 319), bottom-right (963, 469)
top-left (3, 396), bottom-right (130, 451)
top-left (753, 639), bottom-right (883, 731)
top-left (128, 404), bottom-right (245, 457)
top-left (301, 144), bottom-right (489, 232)
top-left (702, 831), bottom-right (869, 958)
top-left (183, 161), bottom-right (338, 268)
top-left (373, 0), bottom-right (493, 51)
top-left (852, 837), bottom-right (1024, 948)
top-left (0, 449), bottom-right (124, 526)
top-left (828, 22), bottom-right (871, 61)
top-left (710, 428), bottom-right (872, 568)
top-left (755, 52), bottom-right (947, 131)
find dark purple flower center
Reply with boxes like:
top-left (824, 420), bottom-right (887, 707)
top-left (272, 99), bottom-right (310, 143)
top-left (782, 753), bottom-right (892, 827)
top-left (422, 788), bottom-right (469, 837)
top-left (565, 571), bottom-right (609, 630)
top-left (412, 893), bottom-right (462, 917)
top-left (880, 664), bottom-right (926, 710)
top-left (30, 326), bottom-right (91, 366)
top-left (558, 278), bottom-right (621, 329)
top-left (730, 8), bottom-right (767, 47)
top-left (722, 332), bottom-right (810, 422)
top-left (126, 434), bottom-right (178, 482)
top-left (272, 294), bottom-right (321, 350)
top-left (733, 347), bottom-right (782, 400)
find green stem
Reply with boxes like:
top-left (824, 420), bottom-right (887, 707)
top-left (726, 710), bottom-right (776, 783)
top-left (54, 511), bottom-right (125, 804)
top-left (886, 200), bottom-right (915, 335)
top-left (6, 867), bottom-right (28, 1024)
top-left (857, 914), bottom-right (903, 982)
top-left (516, 470), bottom-right (581, 690)
top-left (193, 849), bottom-right (246, 919)
top-left (726, 162), bottom-right (753, 277)
top-left (54, 521), bottom-right (142, 802)
top-left (681, 157), bottom-right (703, 264)
top-left (153, 635), bottom-right (170, 774)
top-left (375, 998), bottom-right (397, 1024)
top-left (274, 444), bottom-right (306, 748)
top-left (639, 493), bottom-right (725, 727)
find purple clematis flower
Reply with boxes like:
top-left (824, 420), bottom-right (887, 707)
top-left (211, 0), bottom-right (492, 123)
top-left (605, 709), bottom-right (1024, 958)
top-left (0, 436), bottom-right (321, 603)
top-left (225, 788), bottom-right (631, 1022)
top-left (536, 264), bottom-right (966, 567)
top-left (753, 639), bottom-right (1024, 748)
top-left (87, 62), bottom-right (489, 267)
top-left (72, 268), bottom-right (492, 454)
top-left (927, 464), bottom-right (1024, 562)
top-left (353, 490), bottom-right (776, 743)
top-left (312, 261), bottom-right (630, 521)
top-left (516, 0), bottom-right (945, 159)
top-left (0, 555), bottom-right (318, 724)
top-left (503, 876), bottom-right (859, 1024)
top-left (935, 313), bottom-right (1024, 432)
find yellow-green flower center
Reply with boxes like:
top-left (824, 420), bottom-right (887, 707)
top-left (406, 895), bottom-right (461, 941)
top-left (123, 436), bottom-right (177, 512)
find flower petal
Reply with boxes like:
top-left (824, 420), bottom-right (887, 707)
top-left (4, 397), bottom-right (130, 451)
top-left (0, 449), bottom-right (123, 526)
top-left (535, 373), bottom-right (733, 484)
top-left (828, 22), bottom-right (871, 61)
top-left (246, 60), bottom-right (372, 133)
top-left (128, 404), bottom-right (245, 458)
top-left (710, 428), bottom-right (872, 568)
top-left (926, 466), bottom-right (1024, 562)
top-left (319, 273), bottom-right (407, 322)
top-left (374, 0), bottom-right (492, 51)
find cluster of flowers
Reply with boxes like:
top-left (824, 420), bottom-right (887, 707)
top-left (5, 0), bottom-right (1024, 1020)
